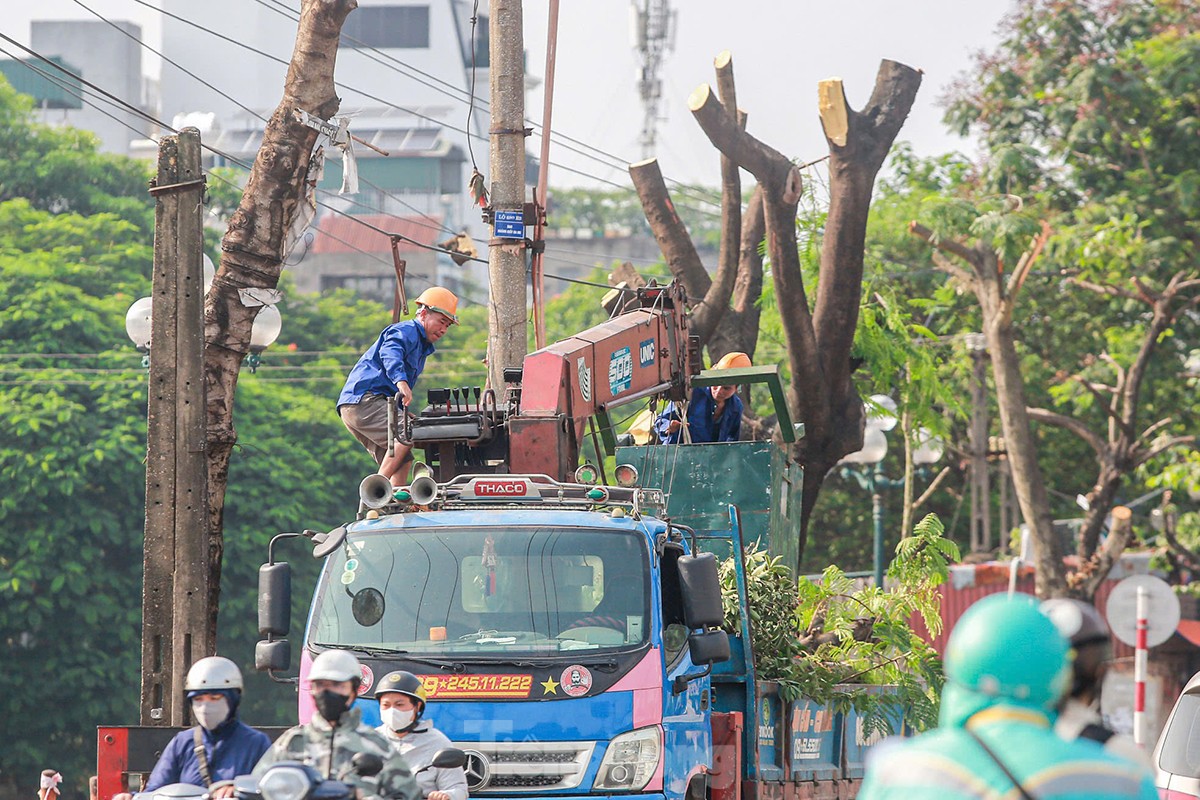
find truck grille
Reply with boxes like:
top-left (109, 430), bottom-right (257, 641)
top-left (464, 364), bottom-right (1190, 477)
top-left (455, 741), bottom-right (596, 793)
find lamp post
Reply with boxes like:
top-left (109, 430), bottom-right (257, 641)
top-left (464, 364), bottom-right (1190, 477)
top-left (245, 304), bottom-right (282, 373)
top-left (125, 289), bottom-right (283, 373)
top-left (840, 395), bottom-right (944, 587)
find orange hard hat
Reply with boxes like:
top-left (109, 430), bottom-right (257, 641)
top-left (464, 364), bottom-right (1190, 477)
top-left (414, 286), bottom-right (459, 324)
top-left (713, 351), bottom-right (752, 370)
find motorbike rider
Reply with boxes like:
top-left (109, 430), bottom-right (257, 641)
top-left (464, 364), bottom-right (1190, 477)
top-left (254, 650), bottom-right (418, 800)
top-left (1040, 597), bottom-right (1150, 767)
top-left (117, 656), bottom-right (271, 799)
top-left (859, 594), bottom-right (1155, 799)
top-left (374, 671), bottom-right (467, 800)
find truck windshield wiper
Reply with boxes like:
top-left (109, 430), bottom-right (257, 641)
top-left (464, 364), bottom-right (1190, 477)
top-left (312, 643), bottom-right (466, 673)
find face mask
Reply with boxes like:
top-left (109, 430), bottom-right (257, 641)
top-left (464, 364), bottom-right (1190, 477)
top-left (192, 698), bottom-right (230, 731)
top-left (381, 707), bottom-right (415, 732)
top-left (314, 689), bottom-right (351, 721)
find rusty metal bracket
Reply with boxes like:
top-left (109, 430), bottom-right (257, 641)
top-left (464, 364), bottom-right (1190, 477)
top-left (389, 236), bottom-right (408, 322)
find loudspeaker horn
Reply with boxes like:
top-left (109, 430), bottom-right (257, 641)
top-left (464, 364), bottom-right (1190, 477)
top-left (359, 474), bottom-right (394, 509)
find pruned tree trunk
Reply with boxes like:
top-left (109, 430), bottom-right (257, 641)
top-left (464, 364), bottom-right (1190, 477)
top-left (629, 52), bottom-right (769, 365)
top-left (691, 60), bottom-right (921, 558)
top-left (203, 0), bottom-right (357, 639)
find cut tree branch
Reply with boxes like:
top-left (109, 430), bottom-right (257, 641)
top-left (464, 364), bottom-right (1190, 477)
top-left (629, 158), bottom-right (710, 302)
top-left (1075, 506), bottom-right (1134, 598)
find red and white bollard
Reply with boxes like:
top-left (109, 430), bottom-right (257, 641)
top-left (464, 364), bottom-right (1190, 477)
top-left (1134, 585), bottom-right (1148, 747)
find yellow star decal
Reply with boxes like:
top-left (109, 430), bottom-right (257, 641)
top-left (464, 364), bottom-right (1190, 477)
top-left (540, 676), bottom-right (560, 696)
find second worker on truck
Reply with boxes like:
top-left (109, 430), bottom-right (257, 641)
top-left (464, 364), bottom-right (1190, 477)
top-left (337, 287), bottom-right (459, 488)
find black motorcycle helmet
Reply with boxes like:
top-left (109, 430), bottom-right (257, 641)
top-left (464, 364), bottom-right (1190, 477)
top-left (375, 670), bottom-right (428, 719)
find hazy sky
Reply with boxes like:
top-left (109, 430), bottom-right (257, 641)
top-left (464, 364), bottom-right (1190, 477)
top-left (3, 1), bottom-right (1013, 189)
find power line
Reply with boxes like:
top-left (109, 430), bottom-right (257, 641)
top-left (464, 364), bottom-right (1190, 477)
top-left (0, 35), bottom-right (496, 304)
top-left (2, 36), bottom-right (680, 302)
top-left (128, 0), bottom-right (723, 218)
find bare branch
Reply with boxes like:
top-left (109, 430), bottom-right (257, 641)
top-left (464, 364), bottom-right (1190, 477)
top-left (1137, 416), bottom-right (1174, 444)
top-left (909, 222), bottom-right (980, 271)
top-left (1069, 277), bottom-right (1143, 303)
top-left (1005, 220), bottom-right (1051, 300)
top-left (1027, 407), bottom-right (1108, 457)
top-left (1070, 374), bottom-right (1129, 439)
top-left (930, 251), bottom-right (976, 286)
top-left (1135, 435), bottom-right (1198, 467)
top-left (914, 466), bottom-right (952, 509)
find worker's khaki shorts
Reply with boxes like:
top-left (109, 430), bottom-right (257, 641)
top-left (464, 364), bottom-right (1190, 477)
top-left (339, 393), bottom-right (398, 463)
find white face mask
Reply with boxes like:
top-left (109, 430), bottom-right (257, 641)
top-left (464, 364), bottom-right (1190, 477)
top-left (193, 697), bottom-right (231, 731)
top-left (381, 707), bottom-right (415, 732)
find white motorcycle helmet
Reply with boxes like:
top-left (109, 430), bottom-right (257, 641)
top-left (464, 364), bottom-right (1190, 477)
top-left (185, 656), bottom-right (244, 694)
top-left (309, 650), bottom-right (363, 686)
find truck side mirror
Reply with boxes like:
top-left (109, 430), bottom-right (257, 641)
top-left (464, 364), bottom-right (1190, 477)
top-left (678, 552), bottom-right (724, 629)
top-left (255, 638), bottom-right (291, 672)
top-left (687, 629), bottom-right (730, 665)
top-left (258, 562), bottom-right (291, 636)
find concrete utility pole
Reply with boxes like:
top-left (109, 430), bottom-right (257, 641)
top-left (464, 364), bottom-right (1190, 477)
top-left (631, 0), bottom-right (676, 159)
top-left (966, 333), bottom-right (991, 553)
top-left (140, 128), bottom-right (212, 726)
top-left (486, 0), bottom-right (528, 390)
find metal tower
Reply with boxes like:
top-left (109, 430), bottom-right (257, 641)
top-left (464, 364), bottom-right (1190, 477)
top-left (630, 0), bottom-right (676, 159)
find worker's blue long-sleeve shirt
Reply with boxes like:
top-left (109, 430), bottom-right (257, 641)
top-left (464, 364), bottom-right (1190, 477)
top-left (337, 319), bottom-right (436, 409)
top-left (654, 387), bottom-right (743, 444)
top-left (145, 719), bottom-right (271, 790)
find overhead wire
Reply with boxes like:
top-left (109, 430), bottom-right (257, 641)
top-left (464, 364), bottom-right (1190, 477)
top-left (0, 33), bottom-right (503, 303)
top-left (0, 32), bottom-right (688, 300)
top-left (127, 0), bottom-right (723, 219)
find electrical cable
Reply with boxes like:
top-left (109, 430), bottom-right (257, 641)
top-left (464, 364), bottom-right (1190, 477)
top-left (2, 36), bottom-right (687, 300)
top-left (125, 0), bottom-right (724, 219)
top-left (0, 36), bottom-right (495, 302)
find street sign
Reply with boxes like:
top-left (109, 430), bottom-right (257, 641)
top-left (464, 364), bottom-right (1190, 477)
top-left (1106, 574), bottom-right (1180, 648)
top-left (493, 210), bottom-right (525, 239)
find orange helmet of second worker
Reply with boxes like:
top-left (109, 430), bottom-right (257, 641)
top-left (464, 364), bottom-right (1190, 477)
top-left (713, 351), bottom-right (752, 370)
top-left (414, 286), bottom-right (459, 324)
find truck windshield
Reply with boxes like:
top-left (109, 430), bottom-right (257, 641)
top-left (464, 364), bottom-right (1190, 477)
top-left (310, 526), bottom-right (650, 656)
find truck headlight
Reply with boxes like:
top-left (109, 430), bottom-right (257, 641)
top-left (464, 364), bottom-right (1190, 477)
top-left (592, 726), bottom-right (661, 791)
top-left (259, 765), bottom-right (313, 800)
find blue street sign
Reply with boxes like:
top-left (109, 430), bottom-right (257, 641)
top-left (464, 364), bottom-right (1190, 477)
top-left (493, 210), bottom-right (525, 239)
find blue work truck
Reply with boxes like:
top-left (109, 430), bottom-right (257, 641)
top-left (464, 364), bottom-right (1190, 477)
top-left (254, 441), bottom-right (876, 800)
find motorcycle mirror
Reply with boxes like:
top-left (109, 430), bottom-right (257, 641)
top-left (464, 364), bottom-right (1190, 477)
top-left (351, 752), bottom-right (384, 778)
top-left (429, 748), bottom-right (468, 770)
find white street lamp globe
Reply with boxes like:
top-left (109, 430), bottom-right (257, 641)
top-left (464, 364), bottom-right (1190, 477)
top-left (202, 253), bottom-right (215, 293)
top-left (125, 296), bottom-right (153, 350)
top-left (843, 426), bottom-right (888, 465)
top-left (913, 427), bottom-right (946, 465)
top-left (250, 304), bottom-right (282, 352)
top-left (865, 394), bottom-right (899, 432)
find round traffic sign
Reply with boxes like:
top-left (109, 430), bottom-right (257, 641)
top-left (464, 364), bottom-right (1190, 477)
top-left (1105, 575), bottom-right (1181, 648)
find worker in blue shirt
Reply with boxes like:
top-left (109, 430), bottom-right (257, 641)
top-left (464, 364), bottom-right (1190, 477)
top-left (338, 287), bottom-right (458, 487)
top-left (654, 351), bottom-right (750, 444)
top-left (116, 658), bottom-right (271, 799)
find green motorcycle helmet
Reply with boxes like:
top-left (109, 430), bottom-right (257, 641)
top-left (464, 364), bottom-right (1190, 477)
top-left (945, 593), bottom-right (1072, 713)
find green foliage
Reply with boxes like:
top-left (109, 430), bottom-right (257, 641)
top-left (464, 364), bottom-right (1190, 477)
top-left (719, 514), bottom-right (954, 736)
top-left (0, 76), bottom-right (153, 229)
